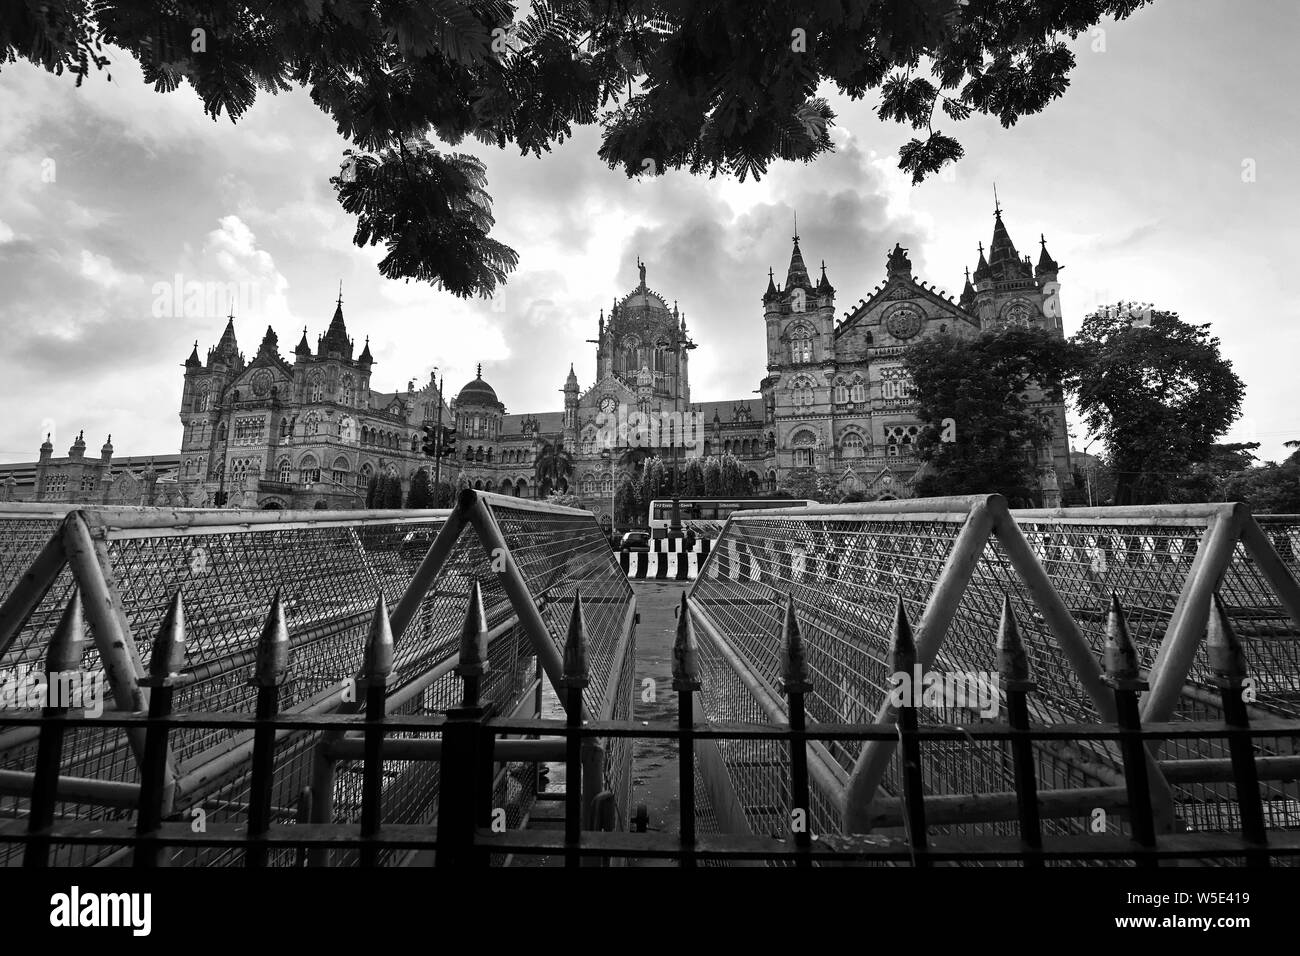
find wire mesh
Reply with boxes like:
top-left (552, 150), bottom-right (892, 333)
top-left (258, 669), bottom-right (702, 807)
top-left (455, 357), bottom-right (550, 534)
top-left (687, 503), bottom-right (1300, 864)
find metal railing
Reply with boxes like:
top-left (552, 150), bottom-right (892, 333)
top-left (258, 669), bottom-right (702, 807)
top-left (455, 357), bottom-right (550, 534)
top-left (2, 581), bottom-right (1296, 866)
top-left (687, 498), bottom-right (1300, 849)
top-left (0, 492), bottom-right (634, 866)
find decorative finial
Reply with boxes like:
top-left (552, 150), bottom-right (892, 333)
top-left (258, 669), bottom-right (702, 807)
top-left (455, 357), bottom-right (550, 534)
top-left (792, 209), bottom-right (798, 242)
top-left (993, 182), bottom-right (1001, 217)
top-left (978, 241), bottom-right (984, 256)
top-left (476, 362), bottom-right (482, 378)
top-left (337, 280), bottom-right (343, 308)
top-left (768, 267), bottom-right (774, 280)
top-left (965, 266), bottom-right (971, 280)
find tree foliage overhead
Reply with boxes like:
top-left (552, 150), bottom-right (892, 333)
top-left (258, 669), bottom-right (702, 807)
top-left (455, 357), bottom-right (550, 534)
top-left (1069, 307), bottom-right (1245, 506)
top-left (3, 0), bottom-right (1155, 294)
top-left (904, 326), bottom-right (1082, 500)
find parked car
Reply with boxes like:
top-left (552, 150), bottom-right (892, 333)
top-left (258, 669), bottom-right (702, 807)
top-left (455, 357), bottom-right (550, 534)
top-left (619, 531), bottom-right (652, 553)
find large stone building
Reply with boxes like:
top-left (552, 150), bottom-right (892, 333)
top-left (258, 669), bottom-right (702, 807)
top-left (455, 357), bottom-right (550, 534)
top-left (175, 293), bottom-right (451, 508)
top-left (0, 436), bottom-right (180, 505)
top-left (158, 204), bottom-right (1071, 515)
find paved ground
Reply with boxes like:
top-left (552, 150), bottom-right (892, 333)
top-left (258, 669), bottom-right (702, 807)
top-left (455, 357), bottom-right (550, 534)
top-left (627, 579), bottom-right (691, 866)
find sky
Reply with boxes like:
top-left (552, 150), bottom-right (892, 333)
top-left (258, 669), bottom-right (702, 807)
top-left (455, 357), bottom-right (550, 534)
top-left (1, 0), bottom-right (1297, 466)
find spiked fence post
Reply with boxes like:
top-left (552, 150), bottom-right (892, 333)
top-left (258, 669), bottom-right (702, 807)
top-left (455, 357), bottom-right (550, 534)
top-left (779, 593), bottom-right (814, 867)
top-left (1207, 593), bottom-right (1269, 866)
top-left (673, 593), bottom-right (702, 868)
top-left (1102, 593), bottom-right (1157, 866)
top-left (438, 581), bottom-right (493, 868)
top-left (458, 581), bottom-right (496, 867)
top-left (560, 590), bottom-right (590, 868)
top-left (997, 595), bottom-right (1042, 867)
top-left (888, 596), bottom-right (929, 866)
top-left (245, 591), bottom-right (291, 868)
top-left (24, 587), bottom-right (85, 868)
top-left (358, 593), bottom-right (393, 868)
top-left (135, 590), bottom-right (189, 868)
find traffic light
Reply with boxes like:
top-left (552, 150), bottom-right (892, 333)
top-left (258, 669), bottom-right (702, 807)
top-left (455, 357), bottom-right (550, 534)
top-left (439, 426), bottom-right (457, 457)
top-left (421, 423), bottom-right (438, 457)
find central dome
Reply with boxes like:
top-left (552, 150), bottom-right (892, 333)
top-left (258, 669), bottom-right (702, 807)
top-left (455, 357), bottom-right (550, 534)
top-left (456, 364), bottom-right (500, 406)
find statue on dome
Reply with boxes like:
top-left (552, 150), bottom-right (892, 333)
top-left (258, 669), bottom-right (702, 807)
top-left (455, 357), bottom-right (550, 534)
top-left (637, 257), bottom-right (646, 288)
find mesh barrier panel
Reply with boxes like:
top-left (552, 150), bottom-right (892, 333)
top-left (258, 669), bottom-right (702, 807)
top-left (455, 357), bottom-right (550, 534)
top-left (0, 497), bottom-right (633, 867)
top-left (688, 503), bottom-right (1300, 864)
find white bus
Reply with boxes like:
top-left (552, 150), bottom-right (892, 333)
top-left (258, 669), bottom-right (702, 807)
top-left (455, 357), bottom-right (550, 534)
top-left (647, 497), bottom-right (816, 535)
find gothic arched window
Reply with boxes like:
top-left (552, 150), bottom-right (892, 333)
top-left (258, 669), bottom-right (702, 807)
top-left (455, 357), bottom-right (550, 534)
top-left (789, 327), bottom-right (814, 364)
top-left (833, 378), bottom-right (849, 405)
top-left (307, 371), bottom-right (324, 403)
top-left (840, 433), bottom-right (866, 459)
top-left (298, 454), bottom-right (320, 485)
top-left (277, 458), bottom-right (292, 483)
top-left (791, 429), bottom-right (817, 468)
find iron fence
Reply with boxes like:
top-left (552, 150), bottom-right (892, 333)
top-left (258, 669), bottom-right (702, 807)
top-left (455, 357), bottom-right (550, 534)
top-left (0, 492), bottom-right (634, 866)
top-left (688, 498), bottom-right (1300, 854)
top-left (2, 580), bottom-right (1297, 867)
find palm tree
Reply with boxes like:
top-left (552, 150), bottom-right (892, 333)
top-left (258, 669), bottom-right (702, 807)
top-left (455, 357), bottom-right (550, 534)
top-left (534, 441), bottom-right (573, 496)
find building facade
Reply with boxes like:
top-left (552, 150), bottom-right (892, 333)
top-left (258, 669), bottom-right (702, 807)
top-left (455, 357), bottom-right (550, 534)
top-left (154, 206), bottom-right (1071, 514)
top-left (175, 295), bottom-right (450, 509)
top-left (0, 435), bottom-right (179, 506)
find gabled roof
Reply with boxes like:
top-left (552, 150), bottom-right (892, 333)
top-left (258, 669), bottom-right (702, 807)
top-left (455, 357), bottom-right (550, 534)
top-left (835, 274), bottom-right (978, 340)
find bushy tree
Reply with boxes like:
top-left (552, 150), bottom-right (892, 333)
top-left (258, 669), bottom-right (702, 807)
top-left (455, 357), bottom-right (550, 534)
top-left (4, 0), bottom-right (1153, 294)
top-left (683, 457), bottom-right (705, 496)
top-left (534, 441), bottom-right (572, 496)
top-left (614, 474), bottom-right (643, 528)
top-left (405, 469), bottom-right (433, 508)
top-left (718, 453), bottom-right (746, 496)
top-left (1070, 307), bottom-right (1245, 505)
top-left (905, 326), bottom-right (1083, 499)
top-left (1221, 442), bottom-right (1300, 514)
top-left (365, 473), bottom-right (380, 508)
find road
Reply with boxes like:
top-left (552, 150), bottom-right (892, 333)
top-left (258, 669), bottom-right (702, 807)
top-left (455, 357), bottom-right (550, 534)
top-left (628, 579), bottom-right (691, 866)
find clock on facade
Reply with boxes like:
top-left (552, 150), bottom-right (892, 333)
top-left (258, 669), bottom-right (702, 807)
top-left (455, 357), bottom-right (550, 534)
top-left (599, 396), bottom-right (617, 413)
top-left (885, 306), bottom-right (923, 340)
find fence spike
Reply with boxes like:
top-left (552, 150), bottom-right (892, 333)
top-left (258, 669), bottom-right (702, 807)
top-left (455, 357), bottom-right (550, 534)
top-left (147, 590), bottom-right (188, 682)
top-left (457, 580), bottom-right (489, 676)
top-left (251, 590), bottom-right (291, 687)
top-left (672, 592), bottom-right (699, 689)
top-left (997, 594), bottom-right (1031, 683)
top-left (1103, 592), bottom-right (1140, 681)
top-left (886, 595), bottom-right (916, 675)
top-left (47, 585), bottom-right (86, 675)
top-left (363, 592), bottom-right (395, 680)
top-left (780, 593), bottom-right (813, 693)
top-left (1206, 592), bottom-right (1247, 682)
top-left (561, 589), bottom-right (589, 689)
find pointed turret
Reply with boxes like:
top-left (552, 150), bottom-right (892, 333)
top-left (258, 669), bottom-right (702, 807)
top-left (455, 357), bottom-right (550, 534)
top-left (960, 266), bottom-right (975, 306)
top-left (358, 335), bottom-right (373, 366)
top-left (100, 434), bottom-right (113, 460)
top-left (972, 242), bottom-right (991, 286)
top-left (817, 260), bottom-right (835, 296)
top-left (320, 288), bottom-right (352, 358)
top-left (294, 327), bottom-right (312, 358)
top-left (763, 267), bottom-right (779, 303)
top-left (211, 314), bottom-right (240, 366)
top-left (39, 433), bottom-right (53, 455)
top-left (565, 363), bottom-right (579, 388)
top-left (987, 206), bottom-right (1028, 282)
top-left (69, 430), bottom-right (86, 458)
top-left (1036, 233), bottom-right (1060, 278)
top-left (184, 340), bottom-right (201, 368)
top-left (785, 235), bottom-right (812, 290)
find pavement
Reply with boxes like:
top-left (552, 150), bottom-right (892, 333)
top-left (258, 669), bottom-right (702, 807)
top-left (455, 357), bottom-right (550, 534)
top-left (627, 579), bottom-right (692, 866)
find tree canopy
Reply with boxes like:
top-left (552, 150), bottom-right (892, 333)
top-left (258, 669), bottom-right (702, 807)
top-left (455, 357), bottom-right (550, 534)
top-left (1069, 307), bottom-right (1245, 505)
top-left (904, 325), bottom-right (1081, 500)
top-left (4, 0), bottom-right (1155, 295)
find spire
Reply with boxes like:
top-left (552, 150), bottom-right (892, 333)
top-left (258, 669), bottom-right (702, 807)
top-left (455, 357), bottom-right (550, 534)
top-left (565, 363), bottom-right (579, 388)
top-left (213, 314), bottom-right (239, 361)
top-left (320, 288), bottom-right (351, 357)
top-left (973, 241), bottom-right (991, 284)
top-left (960, 266), bottom-right (975, 304)
top-left (184, 340), bottom-right (201, 368)
top-left (1036, 233), bottom-right (1060, 276)
top-left (817, 259), bottom-right (835, 295)
top-left (295, 326), bottom-right (312, 357)
top-left (358, 335), bottom-right (373, 366)
top-left (476, 362), bottom-right (483, 379)
top-left (987, 202), bottom-right (1026, 281)
top-left (785, 234), bottom-right (811, 290)
top-left (763, 266), bottom-right (779, 302)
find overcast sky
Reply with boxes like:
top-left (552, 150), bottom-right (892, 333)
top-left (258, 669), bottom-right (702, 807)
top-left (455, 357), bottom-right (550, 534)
top-left (1, 0), bottom-right (1296, 465)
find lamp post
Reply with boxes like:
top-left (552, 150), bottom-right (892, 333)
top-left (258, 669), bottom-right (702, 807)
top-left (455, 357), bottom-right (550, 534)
top-left (669, 421), bottom-right (682, 539)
